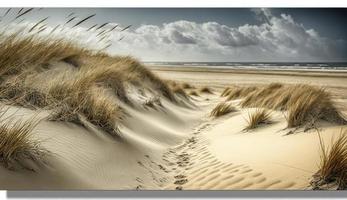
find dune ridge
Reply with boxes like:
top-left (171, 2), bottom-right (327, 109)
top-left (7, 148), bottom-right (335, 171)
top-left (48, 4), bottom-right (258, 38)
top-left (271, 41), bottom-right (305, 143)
top-left (0, 9), bottom-right (346, 190)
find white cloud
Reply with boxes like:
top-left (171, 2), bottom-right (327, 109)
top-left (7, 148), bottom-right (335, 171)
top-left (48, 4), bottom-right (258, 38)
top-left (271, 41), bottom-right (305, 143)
top-left (108, 9), bottom-right (347, 62)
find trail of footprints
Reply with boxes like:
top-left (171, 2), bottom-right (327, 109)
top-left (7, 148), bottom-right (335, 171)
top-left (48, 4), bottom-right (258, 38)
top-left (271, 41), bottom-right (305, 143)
top-left (136, 120), bottom-right (298, 190)
top-left (136, 155), bottom-right (171, 189)
top-left (160, 122), bottom-right (298, 190)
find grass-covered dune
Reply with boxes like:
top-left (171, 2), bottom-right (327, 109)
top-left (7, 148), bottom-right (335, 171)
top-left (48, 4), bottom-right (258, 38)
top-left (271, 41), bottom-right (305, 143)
top-left (0, 14), bottom-right (191, 171)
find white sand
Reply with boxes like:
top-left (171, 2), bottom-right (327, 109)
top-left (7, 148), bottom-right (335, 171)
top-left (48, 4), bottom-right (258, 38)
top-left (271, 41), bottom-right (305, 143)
top-left (0, 65), bottom-right (346, 190)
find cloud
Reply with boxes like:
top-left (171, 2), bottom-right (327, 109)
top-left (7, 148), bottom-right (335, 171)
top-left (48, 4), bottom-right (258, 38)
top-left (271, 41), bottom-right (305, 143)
top-left (109, 9), bottom-right (347, 62)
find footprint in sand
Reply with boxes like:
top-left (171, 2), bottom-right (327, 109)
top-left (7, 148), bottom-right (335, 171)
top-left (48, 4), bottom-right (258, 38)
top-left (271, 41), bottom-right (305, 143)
top-left (159, 119), bottom-right (299, 190)
top-left (174, 178), bottom-right (188, 185)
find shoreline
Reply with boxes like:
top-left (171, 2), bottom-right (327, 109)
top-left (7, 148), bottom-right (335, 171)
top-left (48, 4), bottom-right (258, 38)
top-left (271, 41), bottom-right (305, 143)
top-left (148, 65), bottom-right (347, 78)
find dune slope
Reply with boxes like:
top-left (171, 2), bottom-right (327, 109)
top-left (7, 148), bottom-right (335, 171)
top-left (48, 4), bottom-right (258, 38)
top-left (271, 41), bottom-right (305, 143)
top-left (0, 28), bottom-right (347, 190)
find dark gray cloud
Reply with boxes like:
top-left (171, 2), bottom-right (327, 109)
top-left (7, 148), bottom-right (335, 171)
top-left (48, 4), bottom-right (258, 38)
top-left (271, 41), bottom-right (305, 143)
top-left (111, 9), bottom-right (346, 62)
top-left (169, 30), bottom-right (196, 44)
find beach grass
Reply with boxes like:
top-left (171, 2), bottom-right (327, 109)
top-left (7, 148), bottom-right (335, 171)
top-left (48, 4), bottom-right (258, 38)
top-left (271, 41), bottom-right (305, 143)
top-left (0, 109), bottom-right (48, 171)
top-left (244, 109), bottom-right (272, 130)
top-left (311, 129), bottom-right (347, 189)
top-left (210, 102), bottom-right (236, 117)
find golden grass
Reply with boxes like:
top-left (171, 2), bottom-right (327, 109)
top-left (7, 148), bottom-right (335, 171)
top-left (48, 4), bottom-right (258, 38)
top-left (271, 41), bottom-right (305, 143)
top-left (0, 77), bottom-right (52, 109)
top-left (220, 87), bottom-right (232, 97)
top-left (0, 112), bottom-right (48, 171)
top-left (199, 87), bottom-right (213, 94)
top-left (106, 56), bottom-right (175, 102)
top-left (0, 32), bottom-right (91, 77)
top-left (0, 13), bottom-right (183, 141)
top-left (49, 83), bottom-right (123, 138)
top-left (210, 102), bottom-right (236, 117)
top-left (234, 83), bottom-right (346, 128)
top-left (82, 90), bottom-right (123, 137)
top-left (0, 45), bottom-right (175, 138)
top-left (49, 103), bottom-right (82, 125)
top-left (285, 86), bottom-right (345, 128)
top-left (241, 83), bottom-right (284, 108)
top-left (244, 109), bottom-right (272, 130)
top-left (226, 86), bottom-right (258, 101)
top-left (311, 129), bottom-right (347, 189)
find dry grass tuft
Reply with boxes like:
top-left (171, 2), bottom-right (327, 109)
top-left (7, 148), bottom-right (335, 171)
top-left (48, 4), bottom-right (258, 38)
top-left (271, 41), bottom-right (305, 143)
top-left (311, 129), bottom-right (347, 190)
top-left (0, 113), bottom-right (48, 171)
top-left (49, 103), bottom-right (82, 126)
top-left (0, 33), bottom-right (91, 77)
top-left (110, 57), bottom-right (176, 102)
top-left (221, 87), bottom-right (232, 97)
top-left (237, 83), bottom-right (346, 129)
top-left (241, 83), bottom-right (284, 108)
top-left (189, 90), bottom-right (199, 96)
top-left (49, 85), bottom-right (123, 138)
top-left (82, 92), bottom-right (123, 137)
top-left (285, 86), bottom-right (345, 128)
top-left (181, 82), bottom-right (194, 89)
top-left (226, 86), bottom-right (258, 101)
top-left (0, 78), bottom-right (52, 109)
top-left (199, 87), bottom-right (213, 94)
top-left (244, 109), bottom-right (272, 130)
top-left (210, 102), bottom-right (236, 117)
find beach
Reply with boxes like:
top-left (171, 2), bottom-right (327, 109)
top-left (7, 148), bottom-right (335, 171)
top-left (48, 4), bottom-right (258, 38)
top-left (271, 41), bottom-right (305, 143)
top-left (150, 65), bottom-right (347, 97)
top-left (1, 61), bottom-right (346, 190)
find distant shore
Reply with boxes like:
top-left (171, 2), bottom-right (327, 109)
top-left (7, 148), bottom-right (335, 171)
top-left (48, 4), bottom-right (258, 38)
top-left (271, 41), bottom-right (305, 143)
top-left (149, 65), bottom-right (347, 77)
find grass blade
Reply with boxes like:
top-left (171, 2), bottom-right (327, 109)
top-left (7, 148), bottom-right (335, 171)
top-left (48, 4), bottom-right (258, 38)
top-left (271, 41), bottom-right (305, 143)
top-left (72, 14), bottom-right (96, 28)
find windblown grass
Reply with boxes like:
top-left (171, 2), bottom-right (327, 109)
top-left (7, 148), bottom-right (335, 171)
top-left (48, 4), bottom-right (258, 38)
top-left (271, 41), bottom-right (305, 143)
top-left (0, 77), bottom-right (52, 109)
top-left (107, 56), bottom-right (176, 102)
top-left (0, 10), bottom-right (183, 141)
top-left (226, 86), bottom-right (258, 101)
top-left (0, 112), bottom-right (48, 171)
top-left (244, 109), bottom-right (272, 130)
top-left (311, 129), bottom-right (347, 190)
top-left (0, 33), bottom-right (91, 77)
top-left (285, 86), bottom-right (345, 128)
top-left (241, 83), bottom-right (284, 108)
top-left (230, 83), bottom-right (346, 129)
top-left (49, 83), bottom-right (123, 138)
top-left (82, 90), bottom-right (123, 137)
top-left (220, 87), bottom-right (232, 97)
top-left (43, 55), bottom-right (177, 137)
top-left (210, 102), bottom-right (236, 117)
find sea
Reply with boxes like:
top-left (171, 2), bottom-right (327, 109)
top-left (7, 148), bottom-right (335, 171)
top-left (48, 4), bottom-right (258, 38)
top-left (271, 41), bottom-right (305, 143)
top-left (145, 62), bottom-right (347, 71)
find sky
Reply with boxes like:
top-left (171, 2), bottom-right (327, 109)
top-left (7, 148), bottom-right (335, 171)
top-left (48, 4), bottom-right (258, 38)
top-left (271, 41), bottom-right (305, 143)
top-left (1, 8), bottom-right (347, 62)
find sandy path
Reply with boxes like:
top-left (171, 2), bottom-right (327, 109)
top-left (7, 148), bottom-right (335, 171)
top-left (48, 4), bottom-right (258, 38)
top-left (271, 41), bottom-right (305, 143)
top-left (147, 67), bottom-right (347, 190)
top-left (160, 95), bottom-right (309, 190)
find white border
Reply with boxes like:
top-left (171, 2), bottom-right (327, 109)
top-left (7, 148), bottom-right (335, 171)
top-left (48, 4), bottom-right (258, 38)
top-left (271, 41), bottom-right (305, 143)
top-left (0, 1), bottom-right (346, 199)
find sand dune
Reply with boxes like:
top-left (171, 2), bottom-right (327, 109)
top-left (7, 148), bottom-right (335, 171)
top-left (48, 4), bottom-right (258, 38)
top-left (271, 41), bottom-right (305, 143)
top-left (0, 27), bottom-right (346, 190)
top-left (1, 64), bottom-right (346, 190)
